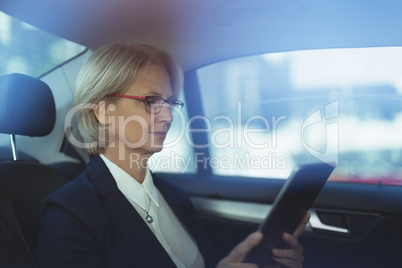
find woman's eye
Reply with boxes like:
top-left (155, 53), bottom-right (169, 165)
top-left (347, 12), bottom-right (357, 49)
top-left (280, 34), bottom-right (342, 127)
top-left (146, 97), bottom-right (161, 105)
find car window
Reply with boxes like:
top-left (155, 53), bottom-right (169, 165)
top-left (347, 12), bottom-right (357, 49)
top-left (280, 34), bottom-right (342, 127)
top-left (0, 11), bottom-right (85, 78)
top-left (196, 47), bottom-right (402, 185)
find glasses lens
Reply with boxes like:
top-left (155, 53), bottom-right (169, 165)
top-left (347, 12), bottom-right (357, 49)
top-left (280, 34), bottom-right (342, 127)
top-left (145, 96), bottom-right (163, 113)
top-left (144, 96), bottom-right (184, 114)
top-left (168, 100), bottom-right (184, 111)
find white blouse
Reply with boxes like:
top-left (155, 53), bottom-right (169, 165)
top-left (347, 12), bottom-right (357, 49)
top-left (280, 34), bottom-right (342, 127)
top-left (100, 155), bottom-right (205, 268)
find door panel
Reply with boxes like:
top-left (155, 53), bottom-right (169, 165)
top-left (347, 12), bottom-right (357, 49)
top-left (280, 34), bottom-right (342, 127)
top-left (160, 173), bottom-right (402, 267)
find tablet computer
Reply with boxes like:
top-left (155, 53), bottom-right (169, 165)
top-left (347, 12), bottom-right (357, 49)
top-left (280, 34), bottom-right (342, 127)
top-left (246, 162), bottom-right (335, 266)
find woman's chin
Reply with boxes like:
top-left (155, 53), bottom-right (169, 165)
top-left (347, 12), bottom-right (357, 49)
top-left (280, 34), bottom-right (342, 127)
top-left (149, 144), bottom-right (164, 153)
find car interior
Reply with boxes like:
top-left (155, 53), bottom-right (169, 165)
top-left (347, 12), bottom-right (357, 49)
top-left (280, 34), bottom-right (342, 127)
top-left (1, 0), bottom-right (402, 267)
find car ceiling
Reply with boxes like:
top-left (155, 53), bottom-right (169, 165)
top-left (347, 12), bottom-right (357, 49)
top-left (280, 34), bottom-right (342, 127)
top-left (2, 0), bottom-right (402, 71)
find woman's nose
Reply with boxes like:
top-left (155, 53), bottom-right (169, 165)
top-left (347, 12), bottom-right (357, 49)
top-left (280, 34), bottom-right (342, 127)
top-left (157, 104), bottom-right (174, 123)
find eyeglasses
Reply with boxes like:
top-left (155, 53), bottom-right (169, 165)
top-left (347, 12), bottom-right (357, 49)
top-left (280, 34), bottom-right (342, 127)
top-left (109, 94), bottom-right (184, 114)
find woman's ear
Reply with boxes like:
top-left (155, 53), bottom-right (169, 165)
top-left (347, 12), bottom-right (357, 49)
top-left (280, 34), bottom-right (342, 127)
top-left (93, 100), bottom-right (111, 126)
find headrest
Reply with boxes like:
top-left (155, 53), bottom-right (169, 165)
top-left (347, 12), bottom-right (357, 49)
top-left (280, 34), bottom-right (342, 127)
top-left (0, 73), bottom-right (56, 136)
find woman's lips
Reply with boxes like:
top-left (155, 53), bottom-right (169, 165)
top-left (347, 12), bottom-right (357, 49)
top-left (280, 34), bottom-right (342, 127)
top-left (151, 131), bottom-right (167, 139)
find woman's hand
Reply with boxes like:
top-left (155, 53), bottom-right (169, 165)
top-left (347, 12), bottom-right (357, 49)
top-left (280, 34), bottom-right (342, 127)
top-left (270, 212), bottom-right (310, 268)
top-left (216, 212), bottom-right (310, 268)
top-left (216, 231), bottom-right (263, 268)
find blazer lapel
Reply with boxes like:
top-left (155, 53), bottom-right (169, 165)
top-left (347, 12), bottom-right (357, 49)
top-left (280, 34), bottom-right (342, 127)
top-left (153, 174), bottom-right (215, 267)
top-left (86, 156), bottom-right (176, 268)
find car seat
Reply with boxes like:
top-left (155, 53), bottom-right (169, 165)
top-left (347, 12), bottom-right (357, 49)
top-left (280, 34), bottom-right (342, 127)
top-left (0, 73), bottom-right (66, 267)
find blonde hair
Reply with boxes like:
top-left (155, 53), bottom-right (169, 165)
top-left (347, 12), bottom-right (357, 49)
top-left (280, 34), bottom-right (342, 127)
top-left (74, 42), bottom-right (183, 155)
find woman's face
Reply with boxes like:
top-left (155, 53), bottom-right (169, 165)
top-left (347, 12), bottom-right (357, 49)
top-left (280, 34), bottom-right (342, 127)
top-left (102, 64), bottom-right (174, 159)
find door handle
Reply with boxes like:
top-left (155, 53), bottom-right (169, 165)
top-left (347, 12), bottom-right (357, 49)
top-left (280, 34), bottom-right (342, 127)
top-left (308, 210), bottom-right (350, 235)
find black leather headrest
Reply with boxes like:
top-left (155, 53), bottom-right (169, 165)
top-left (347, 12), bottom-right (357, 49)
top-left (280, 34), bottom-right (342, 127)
top-left (0, 73), bottom-right (56, 136)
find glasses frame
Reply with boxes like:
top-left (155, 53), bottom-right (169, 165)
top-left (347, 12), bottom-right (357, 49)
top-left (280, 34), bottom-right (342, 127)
top-left (109, 94), bottom-right (184, 114)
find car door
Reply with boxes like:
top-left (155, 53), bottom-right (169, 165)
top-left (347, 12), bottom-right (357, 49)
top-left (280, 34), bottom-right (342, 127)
top-left (152, 48), bottom-right (402, 268)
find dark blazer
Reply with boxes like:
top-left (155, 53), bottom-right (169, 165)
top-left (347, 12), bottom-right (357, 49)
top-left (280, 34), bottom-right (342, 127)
top-left (36, 156), bottom-right (215, 268)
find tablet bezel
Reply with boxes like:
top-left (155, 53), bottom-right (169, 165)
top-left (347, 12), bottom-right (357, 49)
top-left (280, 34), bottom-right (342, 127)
top-left (246, 162), bottom-right (335, 266)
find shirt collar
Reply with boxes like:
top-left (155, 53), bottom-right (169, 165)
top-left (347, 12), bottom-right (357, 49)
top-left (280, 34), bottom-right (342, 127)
top-left (100, 154), bottom-right (160, 209)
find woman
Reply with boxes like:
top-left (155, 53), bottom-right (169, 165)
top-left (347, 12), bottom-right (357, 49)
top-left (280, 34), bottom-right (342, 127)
top-left (36, 42), bottom-right (308, 268)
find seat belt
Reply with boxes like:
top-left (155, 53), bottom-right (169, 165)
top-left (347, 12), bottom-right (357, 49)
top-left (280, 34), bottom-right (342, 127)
top-left (0, 181), bottom-right (37, 268)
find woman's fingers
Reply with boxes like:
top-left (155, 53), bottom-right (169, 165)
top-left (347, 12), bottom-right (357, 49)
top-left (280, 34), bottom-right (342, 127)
top-left (271, 234), bottom-right (304, 268)
top-left (216, 232), bottom-right (263, 268)
top-left (218, 212), bottom-right (310, 268)
top-left (293, 212), bottom-right (311, 238)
